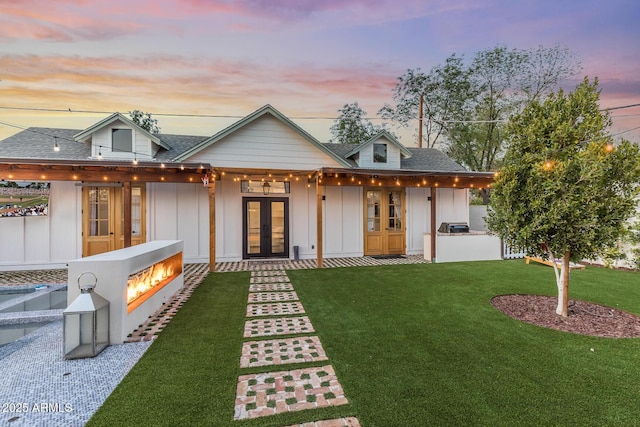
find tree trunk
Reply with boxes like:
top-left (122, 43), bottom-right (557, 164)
top-left (555, 251), bottom-right (570, 317)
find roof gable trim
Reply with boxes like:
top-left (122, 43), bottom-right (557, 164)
top-left (345, 131), bottom-right (412, 159)
top-left (173, 105), bottom-right (351, 167)
top-left (73, 113), bottom-right (169, 150)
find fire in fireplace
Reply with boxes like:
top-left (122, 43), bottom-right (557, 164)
top-left (126, 252), bottom-right (183, 313)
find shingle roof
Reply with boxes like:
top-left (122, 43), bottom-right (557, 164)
top-left (0, 126), bottom-right (467, 173)
top-left (322, 143), bottom-right (467, 172)
top-left (0, 128), bottom-right (91, 160)
top-left (0, 127), bottom-right (208, 162)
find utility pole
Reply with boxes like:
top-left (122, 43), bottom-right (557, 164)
top-left (418, 94), bottom-right (423, 148)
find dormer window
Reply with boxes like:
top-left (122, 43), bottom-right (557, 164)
top-left (373, 143), bottom-right (387, 163)
top-left (112, 129), bottom-right (133, 153)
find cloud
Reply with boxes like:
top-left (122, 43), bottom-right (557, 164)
top-left (0, 0), bottom-right (145, 41)
top-left (0, 53), bottom-right (398, 120)
top-left (0, 0), bottom-right (483, 41)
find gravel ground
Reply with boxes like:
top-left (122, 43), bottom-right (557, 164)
top-left (0, 319), bottom-right (152, 427)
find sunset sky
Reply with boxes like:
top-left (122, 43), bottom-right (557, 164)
top-left (1, 0), bottom-right (639, 145)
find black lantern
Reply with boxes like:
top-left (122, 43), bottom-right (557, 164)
top-left (63, 272), bottom-right (110, 359)
top-left (262, 182), bottom-right (271, 195)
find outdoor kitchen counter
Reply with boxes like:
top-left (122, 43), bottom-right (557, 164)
top-left (424, 231), bottom-right (502, 263)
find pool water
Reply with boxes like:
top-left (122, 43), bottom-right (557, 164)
top-left (0, 322), bottom-right (50, 347)
top-left (0, 289), bottom-right (67, 313)
top-left (0, 286), bottom-right (68, 347)
top-left (0, 288), bottom-right (35, 304)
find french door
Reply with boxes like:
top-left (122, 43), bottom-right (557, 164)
top-left (364, 188), bottom-right (405, 256)
top-left (243, 197), bottom-right (289, 259)
top-left (82, 185), bottom-right (146, 257)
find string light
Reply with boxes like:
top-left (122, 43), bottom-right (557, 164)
top-left (53, 137), bottom-right (60, 152)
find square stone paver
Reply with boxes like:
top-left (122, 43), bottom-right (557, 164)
top-left (250, 275), bottom-right (291, 284)
top-left (283, 418), bottom-right (361, 427)
top-left (246, 302), bottom-right (305, 317)
top-left (244, 317), bottom-right (314, 337)
top-left (234, 365), bottom-right (348, 420)
top-left (249, 282), bottom-right (294, 292)
top-left (248, 292), bottom-right (298, 303)
top-left (250, 270), bottom-right (289, 277)
top-left (240, 336), bottom-right (327, 368)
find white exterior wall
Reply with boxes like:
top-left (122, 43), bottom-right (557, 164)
top-left (323, 186), bottom-right (363, 258)
top-left (406, 187), bottom-right (430, 255)
top-left (90, 120), bottom-right (152, 160)
top-left (357, 140), bottom-right (402, 169)
top-left (187, 115), bottom-right (343, 169)
top-left (437, 188), bottom-right (469, 225)
top-left (147, 182), bottom-right (210, 263)
top-left (0, 181), bottom-right (81, 270)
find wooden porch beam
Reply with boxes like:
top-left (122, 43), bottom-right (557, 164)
top-left (316, 178), bottom-right (323, 268)
top-left (123, 181), bottom-right (132, 248)
top-left (430, 187), bottom-right (437, 263)
top-left (209, 179), bottom-right (216, 272)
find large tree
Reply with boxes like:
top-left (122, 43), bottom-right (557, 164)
top-left (330, 102), bottom-right (385, 144)
top-left (486, 78), bottom-right (640, 317)
top-left (378, 55), bottom-right (473, 149)
top-left (129, 110), bottom-right (161, 134)
top-left (380, 45), bottom-right (581, 203)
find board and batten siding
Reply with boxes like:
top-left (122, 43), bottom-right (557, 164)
top-left (323, 186), bottom-right (363, 258)
top-left (0, 181), bottom-right (81, 270)
top-left (436, 188), bottom-right (469, 225)
top-left (406, 187), bottom-right (429, 255)
top-left (90, 120), bottom-right (152, 160)
top-left (185, 115), bottom-right (343, 169)
top-left (147, 182), bottom-right (210, 263)
top-left (355, 138), bottom-right (402, 169)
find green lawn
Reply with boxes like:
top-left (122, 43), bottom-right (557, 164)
top-left (87, 260), bottom-right (640, 427)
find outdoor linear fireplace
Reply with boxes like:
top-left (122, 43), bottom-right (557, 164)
top-left (67, 240), bottom-right (184, 344)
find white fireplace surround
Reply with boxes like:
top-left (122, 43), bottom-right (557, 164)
top-left (67, 240), bottom-right (184, 344)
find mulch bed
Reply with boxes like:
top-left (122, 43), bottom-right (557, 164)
top-left (491, 294), bottom-right (640, 338)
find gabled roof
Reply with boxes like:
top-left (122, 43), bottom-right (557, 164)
top-left (344, 130), bottom-right (412, 159)
top-left (323, 143), bottom-right (468, 173)
top-left (73, 112), bottom-right (171, 150)
top-left (173, 104), bottom-right (352, 167)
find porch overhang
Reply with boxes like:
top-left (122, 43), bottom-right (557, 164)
top-left (313, 167), bottom-right (496, 189)
top-left (0, 158), bottom-right (210, 183)
top-left (209, 166), bottom-right (496, 190)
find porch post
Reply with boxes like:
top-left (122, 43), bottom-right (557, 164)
top-left (316, 178), bottom-right (323, 268)
top-left (430, 186), bottom-right (437, 262)
top-left (209, 178), bottom-right (216, 272)
top-left (123, 181), bottom-right (132, 248)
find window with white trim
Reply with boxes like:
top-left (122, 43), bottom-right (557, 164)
top-left (112, 129), bottom-right (133, 153)
top-left (373, 143), bottom-right (387, 163)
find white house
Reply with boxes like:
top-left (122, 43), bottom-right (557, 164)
top-left (0, 105), bottom-right (495, 271)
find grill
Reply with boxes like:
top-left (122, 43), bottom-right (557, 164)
top-left (438, 222), bottom-right (470, 233)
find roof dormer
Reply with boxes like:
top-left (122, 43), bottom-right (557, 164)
top-left (74, 113), bottom-right (170, 161)
top-left (344, 131), bottom-right (411, 169)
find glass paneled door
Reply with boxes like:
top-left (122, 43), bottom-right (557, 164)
top-left (82, 185), bottom-right (146, 257)
top-left (243, 197), bottom-right (289, 259)
top-left (364, 188), bottom-right (405, 256)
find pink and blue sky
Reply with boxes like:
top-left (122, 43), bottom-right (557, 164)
top-left (1, 0), bottom-right (639, 144)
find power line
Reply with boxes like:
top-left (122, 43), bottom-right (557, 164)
top-left (0, 102), bottom-right (639, 121)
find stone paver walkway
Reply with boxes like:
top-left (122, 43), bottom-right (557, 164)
top-left (234, 365), bottom-right (348, 419)
top-left (244, 316), bottom-right (315, 338)
top-left (249, 282), bottom-right (295, 292)
top-left (283, 418), bottom-right (361, 427)
top-left (248, 291), bottom-right (299, 303)
top-left (234, 269), bottom-right (359, 425)
top-left (240, 336), bottom-right (327, 368)
top-left (246, 302), bottom-right (306, 317)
